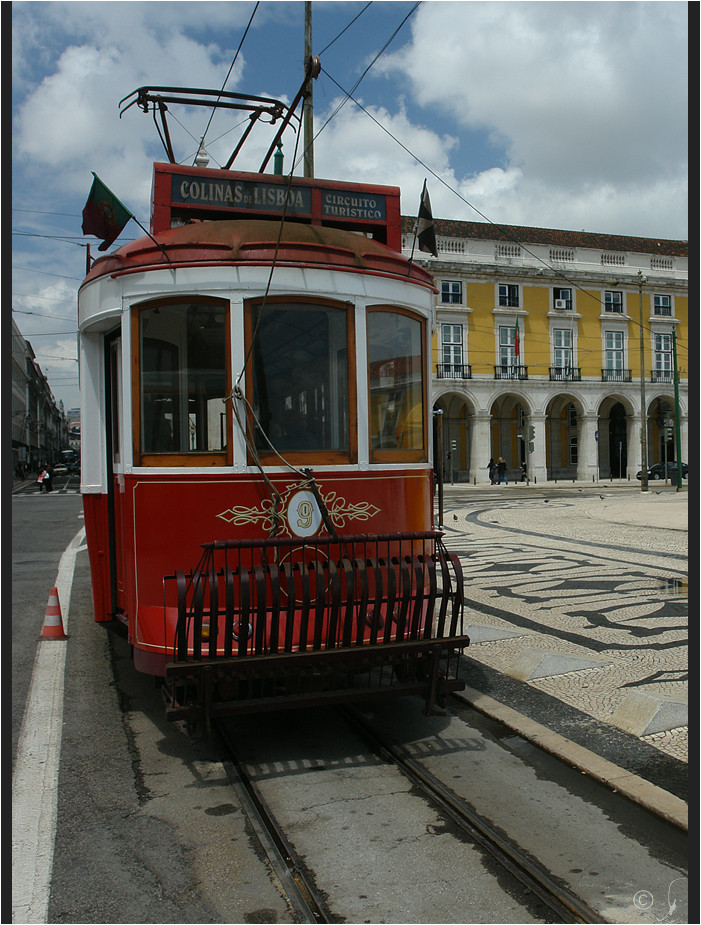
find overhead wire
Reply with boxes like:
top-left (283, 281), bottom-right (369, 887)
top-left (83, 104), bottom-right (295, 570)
top-left (199, 10), bottom-right (329, 534)
top-left (301, 4), bottom-right (681, 346)
top-left (296, 1), bottom-right (421, 171)
top-left (12, 265), bottom-right (83, 281)
top-left (317, 2), bottom-right (373, 55)
top-left (318, 68), bottom-right (686, 355)
top-left (13, 208), bottom-right (82, 218)
top-left (317, 14), bottom-right (686, 375)
top-left (198, 1), bottom-right (260, 155)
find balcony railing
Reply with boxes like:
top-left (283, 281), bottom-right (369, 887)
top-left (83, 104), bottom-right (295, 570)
top-left (601, 368), bottom-right (632, 382)
top-left (436, 364), bottom-right (472, 379)
top-left (651, 369), bottom-right (674, 383)
top-left (549, 367), bottom-right (581, 381)
top-left (494, 365), bottom-right (528, 380)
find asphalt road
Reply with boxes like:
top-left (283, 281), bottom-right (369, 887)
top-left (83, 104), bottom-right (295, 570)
top-left (11, 490), bottom-right (84, 764)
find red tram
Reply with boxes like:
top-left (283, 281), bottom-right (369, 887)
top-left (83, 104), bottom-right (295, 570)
top-left (79, 83), bottom-right (469, 728)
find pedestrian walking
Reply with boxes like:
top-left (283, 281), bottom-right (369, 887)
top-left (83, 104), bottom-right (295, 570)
top-left (487, 458), bottom-right (497, 484)
top-left (37, 467), bottom-right (48, 492)
top-left (520, 461), bottom-right (527, 482)
top-left (496, 457), bottom-right (508, 485)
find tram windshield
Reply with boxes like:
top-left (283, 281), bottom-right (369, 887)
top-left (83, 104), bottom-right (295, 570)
top-left (248, 301), bottom-right (351, 457)
top-left (137, 301), bottom-right (228, 459)
top-left (368, 308), bottom-right (426, 458)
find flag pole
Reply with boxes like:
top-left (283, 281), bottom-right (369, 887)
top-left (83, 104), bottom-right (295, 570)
top-left (130, 216), bottom-right (173, 265)
top-left (407, 179), bottom-right (427, 272)
top-left (82, 171), bottom-right (171, 263)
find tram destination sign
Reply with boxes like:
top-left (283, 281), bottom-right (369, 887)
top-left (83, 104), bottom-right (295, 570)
top-left (171, 175), bottom-right (313, 215)
top-left (153, 164), bottom-right (399, 245)
top-left (170, 175), bottom-right (386, 222)
top-left (320, 189), bottom-right (386, 221)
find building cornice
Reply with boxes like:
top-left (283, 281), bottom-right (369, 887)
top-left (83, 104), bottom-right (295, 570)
top-left (400, 215), bottom-right (688, 257)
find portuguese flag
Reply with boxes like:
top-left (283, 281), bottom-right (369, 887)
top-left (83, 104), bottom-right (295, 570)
top-left (81, 172), bottom-right (132, 251)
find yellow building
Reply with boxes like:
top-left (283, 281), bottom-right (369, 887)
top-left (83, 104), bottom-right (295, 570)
top-left (402, 218), bottom-right (688, 484)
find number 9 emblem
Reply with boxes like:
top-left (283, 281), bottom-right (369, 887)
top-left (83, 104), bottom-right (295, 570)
top-left (288, 490), bottom-right (323, 537)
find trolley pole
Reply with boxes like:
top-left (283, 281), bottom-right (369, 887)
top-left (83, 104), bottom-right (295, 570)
top-left (303, 2), bottom-right (314, 178)
top-left (637, 271), bottom-right (649, 492)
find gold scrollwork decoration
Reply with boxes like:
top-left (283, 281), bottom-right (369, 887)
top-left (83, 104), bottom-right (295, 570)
top-left (217, 482), bottom-right (381, 536)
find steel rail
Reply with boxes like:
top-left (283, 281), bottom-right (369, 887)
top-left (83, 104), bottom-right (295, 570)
top-left (339, 705), bottom-right (608, 925)
top-left (216, 722), bottom-right (333, 924)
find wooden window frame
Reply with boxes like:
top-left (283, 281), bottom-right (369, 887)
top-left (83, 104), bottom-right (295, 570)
top-left (131, 296), bottom-right (232, 467)
top-left (367, 305), bottom-right (428, 465)
top-left (243, 295), bottom-right (358, 467)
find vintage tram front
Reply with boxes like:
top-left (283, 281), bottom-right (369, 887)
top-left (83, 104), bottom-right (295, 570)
top-left (79, 163), bottom-right (468, 725)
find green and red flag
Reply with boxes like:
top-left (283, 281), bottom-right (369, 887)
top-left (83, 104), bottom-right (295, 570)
top-left (81, 172), bottom-right (132, 251)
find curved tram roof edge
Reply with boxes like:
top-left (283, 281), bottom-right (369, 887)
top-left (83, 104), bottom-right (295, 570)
top-left (81, 219), bottom-right (437, 291)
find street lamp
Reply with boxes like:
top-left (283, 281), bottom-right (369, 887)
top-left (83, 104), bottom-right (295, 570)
top-left (433, 408), bottom-right (444, 527)
top-left (638, 270), bottom-right (648, 492)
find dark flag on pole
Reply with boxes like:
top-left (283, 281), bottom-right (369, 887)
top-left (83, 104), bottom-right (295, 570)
top-left (82, 172), bottom-right (132, 251)
top-left (417, 180), bottom-right (437, 257)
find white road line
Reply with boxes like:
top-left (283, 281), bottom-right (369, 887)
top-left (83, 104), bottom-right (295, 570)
top-left (12, 527), bottom-right (86, 924)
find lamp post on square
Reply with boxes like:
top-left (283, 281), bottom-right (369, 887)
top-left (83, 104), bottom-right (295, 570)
top-left (638, 271), bottom-right (649, 492)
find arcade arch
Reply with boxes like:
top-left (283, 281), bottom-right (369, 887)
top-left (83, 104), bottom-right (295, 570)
top-left (489, 393), bottom-right (531, 475)
top-left (433, 391), bottom-right (474, 483)
top-left (597, 395), bottom-right (634, 479)
top-left (545, 393), bottom-right (585, 480)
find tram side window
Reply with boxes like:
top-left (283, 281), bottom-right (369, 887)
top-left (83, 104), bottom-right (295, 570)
top-left (137, 301), bottom-right (228, 462)
top-left (367, 308), bottom-right (426, 461)
top-left (247, 301), bottom-right (353, 461)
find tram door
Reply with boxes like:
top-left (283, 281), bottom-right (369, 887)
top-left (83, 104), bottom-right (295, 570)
top-left (104, 330), bottom-right (124, 618)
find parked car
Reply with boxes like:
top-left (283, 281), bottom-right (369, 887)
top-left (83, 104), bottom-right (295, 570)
top-left (636, 461), bottom-right (687, 480)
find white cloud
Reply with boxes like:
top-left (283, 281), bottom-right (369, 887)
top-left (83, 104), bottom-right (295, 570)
top-left (12, 3), bottom-right (253, 211)
top-left (13, 1), bottom-right (687, 238)
top-left (11, 1), bottom-right (688, 410)
top-left (376, 1), bottom-right (688, 235)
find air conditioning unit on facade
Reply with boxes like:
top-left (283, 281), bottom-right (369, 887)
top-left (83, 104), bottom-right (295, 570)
top-left (554, 299), bottom-right (568, 309)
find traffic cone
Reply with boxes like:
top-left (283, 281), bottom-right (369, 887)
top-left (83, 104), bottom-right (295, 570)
top-left (41, 587), bottom-right (68, 639)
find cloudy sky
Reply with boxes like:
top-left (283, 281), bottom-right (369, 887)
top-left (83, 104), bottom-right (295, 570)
top-left (11, 0), bottom-right (688, 411)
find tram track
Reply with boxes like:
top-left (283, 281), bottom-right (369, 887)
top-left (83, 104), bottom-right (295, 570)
top-left (214, 708), bottom-right (569, 924)
top-left (210, 700), bottom-right (677, 924)
top-left (339, 705), bottom-right (606, 925)
top-left (217, 720), bottom-right (335, 924)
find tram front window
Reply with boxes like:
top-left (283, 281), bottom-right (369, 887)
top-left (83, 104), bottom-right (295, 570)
top-left (248, 301), bottom-right (352, 460)
top-left (367, 308), bottom-right (426, 461)
top-left (137, 301), bottom-right (228, 461)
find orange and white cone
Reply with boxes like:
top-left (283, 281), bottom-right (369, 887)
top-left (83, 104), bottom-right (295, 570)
top-left (41, 587), bottom-right (67, 639)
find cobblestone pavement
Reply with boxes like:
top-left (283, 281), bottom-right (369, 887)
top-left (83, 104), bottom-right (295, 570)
top-left (439, 483), bottom-right (688, 770)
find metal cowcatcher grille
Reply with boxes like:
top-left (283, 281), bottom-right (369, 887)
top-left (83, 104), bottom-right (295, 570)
top-left (162, 531), bottom-right (469, 731)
